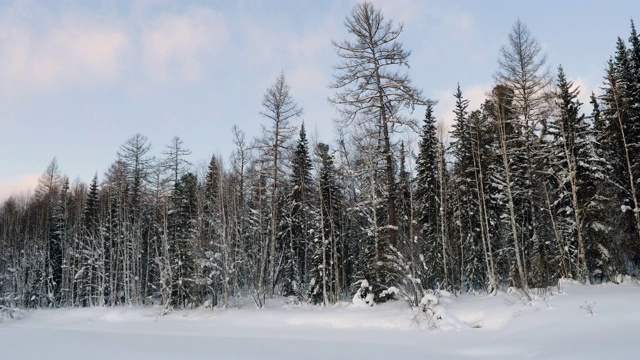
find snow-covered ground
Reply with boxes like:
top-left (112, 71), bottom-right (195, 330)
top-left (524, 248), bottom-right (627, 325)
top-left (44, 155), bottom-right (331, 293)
top-left (1, 280), bottom-right (639, 359)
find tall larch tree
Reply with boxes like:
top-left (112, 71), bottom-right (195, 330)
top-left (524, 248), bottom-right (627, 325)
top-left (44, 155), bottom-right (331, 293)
top-left (493, 20), bottom-right (551, 294)
top-left (258, 72), bottom-right (302, 297)
top-left (331, 1), bottom-right (427, 299)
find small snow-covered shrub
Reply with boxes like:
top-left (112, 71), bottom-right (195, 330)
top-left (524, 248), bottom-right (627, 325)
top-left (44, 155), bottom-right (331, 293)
top-left (504, 287), bottom-right (532, 307)
top-left (378, 286), bottom-right (400, 302)
top-left (0, 305), bottom-right (23, 323)
top-left (580, 301), bottom-right (597, 316)
top-left (352, 280), bottom-right (375, 307)
top-left (411, 290), bottom-right (447, 330)
top-left (285, 295), bottom-right (302, 307)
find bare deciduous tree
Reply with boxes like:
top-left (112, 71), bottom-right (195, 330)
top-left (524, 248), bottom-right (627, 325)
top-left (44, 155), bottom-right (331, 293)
top-left (258, 72), bottom-right (302, 297)
top-left (331, 3), bottom-right (428, 295)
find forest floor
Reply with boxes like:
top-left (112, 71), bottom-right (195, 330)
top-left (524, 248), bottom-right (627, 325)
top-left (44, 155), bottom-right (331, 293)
top-left (1, 279), bottom-right (639, 359)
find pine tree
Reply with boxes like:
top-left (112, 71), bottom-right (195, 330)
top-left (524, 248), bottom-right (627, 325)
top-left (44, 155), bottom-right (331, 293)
top-left (169, 172), bottom-right (198, 308)
top-left (450, 85), bottom-right (485, 291)
top-left (283, 124), bottom-right (314, 297)
top-left (599, 30), bottom-right (640, 270)
top-left (84, 174), bottom-right (100, 231)
top-left (309, 143), bottom-right (342, 304)
top-left (547, 66), bottom-right (594, 281)
top-left (587, 93), bottom-right (619, 281)
top-left (199, 155), bottom-right (222, 307)
top-left (414, 104), bottom-right (442, 289)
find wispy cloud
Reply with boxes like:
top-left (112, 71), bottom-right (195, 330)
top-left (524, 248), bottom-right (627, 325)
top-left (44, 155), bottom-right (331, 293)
top-left (444, 12), bottom-right (474, 38)
top-left (0, 8), bottom-right (129, 89)
top-left (0, 3), bottom-right (231, 90)
top-left (369, 0), bottom-right (429, 24)
top-left (141, 7), bottom-right (229, 82)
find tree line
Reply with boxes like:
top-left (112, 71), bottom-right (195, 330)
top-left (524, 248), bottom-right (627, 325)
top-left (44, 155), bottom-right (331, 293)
top-left (1, 3), bottom-right (639, 309)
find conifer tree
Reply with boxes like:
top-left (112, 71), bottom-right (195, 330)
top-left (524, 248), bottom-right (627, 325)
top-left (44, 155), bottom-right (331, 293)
top-left (169, 172), bottom-right (198, 307)
top-left (599, 30), bottom-right (640, 269)
top-left (450, 85), bottom-right (485, 290)
top-left (283, 124), bottom-right (313, 297)
top-left (414, 104), bottom-right (442, 289)
top-left (309, 143), bottom-right (343, 304)
top-left (547, 66), bottom-right (592, 281)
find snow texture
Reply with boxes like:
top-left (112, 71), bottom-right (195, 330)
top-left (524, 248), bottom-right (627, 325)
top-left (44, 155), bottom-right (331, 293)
top-left (1, 280), bottom-right (639, 359)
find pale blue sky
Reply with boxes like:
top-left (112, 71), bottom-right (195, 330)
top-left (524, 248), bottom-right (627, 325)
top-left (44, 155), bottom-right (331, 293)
top-left (1, 0), bottom-right (639, 199)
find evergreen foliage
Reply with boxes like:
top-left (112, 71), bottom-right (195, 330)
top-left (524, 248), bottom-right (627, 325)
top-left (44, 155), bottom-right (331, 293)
top-left (2, 10), bottom-right (640, 311)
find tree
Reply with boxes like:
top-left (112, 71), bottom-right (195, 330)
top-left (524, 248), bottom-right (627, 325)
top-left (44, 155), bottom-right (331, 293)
top-left (414, 104), bottom-right (443, 289)
top-left (84, 174), bottom-right (100, 231)
top-left (493, 20), bottom-right (551, 294)
top-left (199, 155), bottom-right (223, 307)
top-left (117, 133), bottom-right (152, 214)
top-left (169, 172), bottom-right (198, 307)
top-left (547, 66), bottom-right (592, 280)
top-left (117, 133), bottom-right (153, 304)
top-left (468, 107), bottom-right (499, 292)
top-left (34, 158), bottom-right (64, 305)
top-left (75, 174), bottom-right (101, 306)
top-left (450, 85), bottom-right (489, 291)
top-left (162, 136), bottom-right (192, 190)
top-left (283, 124), bottom-right (314, 297)
top-left (588, 93), bottom-right (619, 281)
top-left (309, 143), bottom-right (343, 304)
top-left (598, 29), bottom-right (640, 269)
top-left (257, 72), bottom-right (302, 297)
top-left (489, 84), bottom-right (529, 295)
top-left (331, 1), bottom-right (427, 298)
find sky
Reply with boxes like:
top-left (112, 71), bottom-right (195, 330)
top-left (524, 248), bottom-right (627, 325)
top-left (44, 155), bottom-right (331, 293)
top-left (1, 0), bottom-right (639, 200)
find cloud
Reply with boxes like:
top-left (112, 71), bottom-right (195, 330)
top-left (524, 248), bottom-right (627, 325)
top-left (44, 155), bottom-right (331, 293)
top-left (0, 3), bottom-right (231, 90)
top-left (289, 64), bottom-right (328, 94)
top-left (369, 0), bottom-right (429, 24)
top-left (444, 13), bottom-right (474, 38)
top-left (287, 32), bottom-right (332, 61)
top-left (572, 76), bottom-right (598, 110)
top-left (0, 173), bottom-right (40, 201)
top-left (141, 7), bottom-right (229, 82)
top-left (0, 12), bottom-right (130, 89)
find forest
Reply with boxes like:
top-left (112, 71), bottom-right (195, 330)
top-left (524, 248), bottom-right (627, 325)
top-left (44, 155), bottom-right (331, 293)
top-left (1, 2), bottom-right (639, 311)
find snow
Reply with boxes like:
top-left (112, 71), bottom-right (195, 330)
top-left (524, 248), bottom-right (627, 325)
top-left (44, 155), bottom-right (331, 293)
top-left (1, 280), bottom-right (639, 359)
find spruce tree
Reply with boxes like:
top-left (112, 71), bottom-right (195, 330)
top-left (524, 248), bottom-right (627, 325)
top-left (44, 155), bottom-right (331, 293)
top-left (414, 104), bottom-right (442, 289)
top-left (588, 93), bottom-right (620, 281)
top-left (169, 172), bottom-right (198, 307)
top-left (450, 85), bottom-right (485, 291)
top-left (547, 66), bottom-right (593, 281)
top-left (309, 143), bottom-right (342, 304)
top-left (600, 37), bottom-right (640, 268)
top-left (283, 124), bottom-right (314, 297)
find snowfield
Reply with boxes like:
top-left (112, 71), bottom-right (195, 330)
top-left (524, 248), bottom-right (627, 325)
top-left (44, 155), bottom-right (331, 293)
top-left (1, 280), bottom-right (639, 359)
